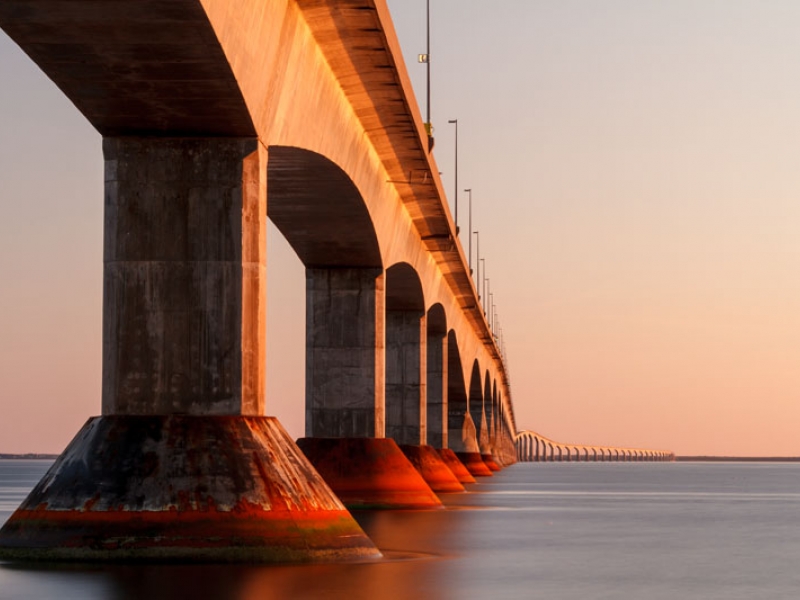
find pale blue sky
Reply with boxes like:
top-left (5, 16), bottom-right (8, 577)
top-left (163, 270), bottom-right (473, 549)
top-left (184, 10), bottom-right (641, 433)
top-left (1, 1), bottom-right (799, 455)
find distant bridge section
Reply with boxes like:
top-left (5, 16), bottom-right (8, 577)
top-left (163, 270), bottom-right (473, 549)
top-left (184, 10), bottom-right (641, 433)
top-left (515, 430), bottom-right (674, 462)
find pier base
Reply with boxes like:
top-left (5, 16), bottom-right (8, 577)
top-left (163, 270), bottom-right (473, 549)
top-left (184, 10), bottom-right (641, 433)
top-left (0, 416), bottom-right (380, 563)
top-left (437, 448), bottom-right (476, 484)
top-left (482, 454), bottom-right (502, 472)
top-left (399, 445), bottom-right (465, 493)
top-left (297, 438), bottom-right (442, 509)
top-left (456, 452), bottom-right (494, 477)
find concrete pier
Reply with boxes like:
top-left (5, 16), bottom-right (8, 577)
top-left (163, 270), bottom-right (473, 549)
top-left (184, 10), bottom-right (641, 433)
top-left (301, 267), bottom-right (441, 509)
top-left (0, 139), bottom-right (379, 562)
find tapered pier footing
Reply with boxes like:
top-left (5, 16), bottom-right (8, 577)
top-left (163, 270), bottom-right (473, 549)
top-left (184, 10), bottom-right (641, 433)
top-left (437, 448), bottom-right (476, 484)
top-left (0, 416), bottom-right (380, 563)
top-left (456, 452), bottom-right (494, 477)
top-left (297, 438), bottom-right (443, 510)
top-left (482, 454), bottom-right (503, 472)
top-left (399, 445), bottom-right (465, 493)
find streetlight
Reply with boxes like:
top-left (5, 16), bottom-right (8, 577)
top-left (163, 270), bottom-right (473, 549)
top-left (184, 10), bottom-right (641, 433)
top-left (486, 278), bottom-right (490, 318)
top-left (474, 231), bottom-right (480, 297)
top-left (448, 119), bottom-right (458, 232)
top-left (480, 258), bottom-right (486, 312)
top-left (464, 188), bottom-right (472, 272)
top-left (418, 0), bottom-right (432, 148)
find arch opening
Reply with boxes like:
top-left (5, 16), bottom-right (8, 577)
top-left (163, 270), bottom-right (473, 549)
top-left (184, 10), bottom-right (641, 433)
top-left (268, 147), bottom-right (385, 439)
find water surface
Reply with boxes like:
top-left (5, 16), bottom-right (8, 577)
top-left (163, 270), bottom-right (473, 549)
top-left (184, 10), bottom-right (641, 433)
top-left (2, 460), bottom-right (800, 599)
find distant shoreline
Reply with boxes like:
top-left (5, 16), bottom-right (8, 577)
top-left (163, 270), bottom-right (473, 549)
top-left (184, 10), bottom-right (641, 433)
top-left (0, 453), bottom-right (59, 460)
top-left (676, 456), bottom-right (800, 462)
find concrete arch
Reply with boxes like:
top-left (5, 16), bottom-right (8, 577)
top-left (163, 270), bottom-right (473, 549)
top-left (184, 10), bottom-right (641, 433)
top-left (386, 263), bottom-right (426, 311)
top-left (268, 146), bottom-right (382, 269)
top-left (288, 147), bottom-right (386, 439)
top-left (385, 263), bottom-right (426, 446)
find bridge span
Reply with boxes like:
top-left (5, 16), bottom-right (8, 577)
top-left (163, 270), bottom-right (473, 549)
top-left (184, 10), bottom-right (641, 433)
top-left (516, 430), bottom-right (675, 462)
top-left (0, 0), bottom-right (517, 562)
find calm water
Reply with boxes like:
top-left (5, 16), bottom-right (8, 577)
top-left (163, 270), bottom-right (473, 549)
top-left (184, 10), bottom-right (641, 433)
top-left (2, 460), bottom-right (800, 599)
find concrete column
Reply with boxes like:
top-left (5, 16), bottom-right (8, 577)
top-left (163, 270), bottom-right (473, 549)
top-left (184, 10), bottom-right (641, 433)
top-left (1, 137), bottom-right (387, 562)
top-left (426, 331), bottom-right (448, 448)
top-left (305, 268), bottom-right (385, 438)
top-left (102, 137), bottom-right (266, 416)
top-left (385, 310), bottom-right (426, 445)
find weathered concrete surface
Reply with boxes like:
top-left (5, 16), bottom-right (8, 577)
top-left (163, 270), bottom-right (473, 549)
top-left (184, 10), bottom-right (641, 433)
top-left (102, 137), bottom-right (266, 416)
top-left (297, 438), bottom-right (442, 510)
top-left (400, 445), bottom-right (464, 493)
top-left (437, 449), bottom-right (476, 484)
top-left (0, 416), bottom-right (380, 562)
top-left (305, 268), bottom-right (385, 438)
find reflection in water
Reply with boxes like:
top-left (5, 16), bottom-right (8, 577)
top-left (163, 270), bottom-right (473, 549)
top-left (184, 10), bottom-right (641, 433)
top-left (5, 462), bottom-right (800, 599)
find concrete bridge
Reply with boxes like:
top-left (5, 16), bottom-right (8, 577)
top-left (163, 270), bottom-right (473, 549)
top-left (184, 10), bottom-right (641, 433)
top-left (0, 0), bottom-right (516, 562)
top-left (515, 430), bottom-right (675, 462)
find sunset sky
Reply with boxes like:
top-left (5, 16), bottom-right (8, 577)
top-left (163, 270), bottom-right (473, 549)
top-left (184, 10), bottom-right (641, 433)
top-left (1, 1), bottom-right (799, 456)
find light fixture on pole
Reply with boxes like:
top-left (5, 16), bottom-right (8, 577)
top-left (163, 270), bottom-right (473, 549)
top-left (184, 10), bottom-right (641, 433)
top-left (418, 0), bottom-right (432, 149)
top-left (464, 188), bottom-right (472, 272)
top-left (483, 278), bottom-right (492, 321)
top-left (474, 231), bottom-right (480, 296)
top-left (447, 119), bottom-right (458, 233)
top-left (480, 258), bottom-right (486, 313)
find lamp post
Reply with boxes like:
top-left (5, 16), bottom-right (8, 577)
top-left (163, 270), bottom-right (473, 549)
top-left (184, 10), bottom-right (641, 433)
top-left (448, 119), bottom-right (458, 232)
top-left (464, 188), bottom-right (472, 272)
top-left (425, 0), bottom-right (430, 129)
top-left (418, 0), bottom-right (432, 148)
top-left (474, 231), bottom-right (480, 297)
top-left (486, 278), bottom-right (490, 319)
top-left (480, 258), bottom-right (486, 311)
